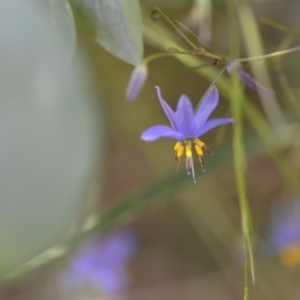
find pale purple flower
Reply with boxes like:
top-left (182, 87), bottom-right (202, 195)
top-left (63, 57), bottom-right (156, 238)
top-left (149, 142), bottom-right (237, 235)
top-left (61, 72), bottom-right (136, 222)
top-left (141, 86), bottom-right (234, 182)
top-left (226, 60), bottom-right (275, 99)
top-left (59, 227), bottom-right (139, 295)
top-left (126, 64), bottom-right (148, 101)
top-left (268, 199), bottom-right (300, 267)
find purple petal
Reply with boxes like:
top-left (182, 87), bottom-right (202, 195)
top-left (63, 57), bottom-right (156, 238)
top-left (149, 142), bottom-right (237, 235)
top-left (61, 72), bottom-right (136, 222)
top-left (126, 65), bottom-right (148, 101)
top-left (141, 125), bottom-right (185, 142)
top-left (226, 61), bottom-right (275, 99)
top-left (195, 118), bottom-right (234, 137)
top-left (239, 70), bottom-right (275, 99)
top-left (268, 200), bottom-right (300, 253)
top-left (194, 86), bottom-right (219, 131)
top-left (91, 266), bottom-right (128, 294)
top-left (175, 95), bottom-right (196, 138)
top-left (96, 228), bottom-right (139, 263)
top-left (155, 86), bottom-right (179, 131)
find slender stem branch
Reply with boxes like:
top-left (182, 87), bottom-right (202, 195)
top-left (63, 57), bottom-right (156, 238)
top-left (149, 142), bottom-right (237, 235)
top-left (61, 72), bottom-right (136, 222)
top-left (237, 46), bottom-right (300, 62)
top-left (151, 7), bottom-right (199, 50)
top-left (174, 20), bottom-right (215, 53)
top-left (144, 50), bottom-right (224, 65)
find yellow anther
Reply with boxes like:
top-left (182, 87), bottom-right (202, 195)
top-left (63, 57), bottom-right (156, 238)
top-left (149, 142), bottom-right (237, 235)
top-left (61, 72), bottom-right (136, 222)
top-left (194, 138), bottom-right (205, 148)
top-left (174, 141), bottom-right (184, 158)
top-left (279, 245), bottom-right (300, 268)
top-left (174, 141), bottom-right (181, 151)
top-left (173, 138), bottom-right (210, 175)
top-left (194, 144), bottom-right (203, 156)
top-left (203, 144), bottom-right (212, 154)
top-left (194, 138), bottom-right (212, 154)
top-left (185, 143), bottom-right (192, 157)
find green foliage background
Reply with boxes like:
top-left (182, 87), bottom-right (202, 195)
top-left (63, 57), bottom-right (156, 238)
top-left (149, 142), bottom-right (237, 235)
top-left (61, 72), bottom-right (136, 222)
top-left (3, 0), bottom-right (300, 299)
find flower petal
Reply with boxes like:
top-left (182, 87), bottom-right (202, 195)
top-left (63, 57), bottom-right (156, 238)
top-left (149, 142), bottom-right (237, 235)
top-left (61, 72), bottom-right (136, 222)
top-left (239, 69), bottom-right (275, 99)
top-left (141, 125), bottom-right (185, 142)
top-left (91, 265), bottom-right (128, 294)
top-left (195, 118), bottom-right (234, 137)
top-left (226, 61), bottom-right (275, 99)
top-left (176, 94), bottom-right (196, 138)
top-left (155, 86), bottom-right (179, 130)
top-left (194, 86), bottom-right (219, 130)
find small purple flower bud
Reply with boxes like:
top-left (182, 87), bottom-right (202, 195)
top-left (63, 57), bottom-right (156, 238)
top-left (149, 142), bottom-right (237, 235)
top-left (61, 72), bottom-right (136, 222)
top-left (126, 64), bottom-right (148, 101)
top-left (226, 60), bottom-right (275, 99)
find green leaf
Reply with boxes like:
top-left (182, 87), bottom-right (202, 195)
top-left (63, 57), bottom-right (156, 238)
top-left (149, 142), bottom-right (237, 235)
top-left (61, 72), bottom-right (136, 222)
top-left (70, 0), bottom-right (143, 65)
top-left (48, 0), bottom-right (77, 56)
top-left (235, 0), bottom-right (284, 130)
top-left (0, 1), bottom-right (101, 276)
top-left (230, 69), bottom-right (255, 287)
top-left (261, 16), bottom-right (300, 39)
top-left (31, 0), bottom-right (77, 57)
top-left (226, 4), bottom-right (254, 296)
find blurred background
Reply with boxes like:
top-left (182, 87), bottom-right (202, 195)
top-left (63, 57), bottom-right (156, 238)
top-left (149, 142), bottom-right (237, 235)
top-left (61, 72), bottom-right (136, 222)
top-left (1, 0), bottom-right (300, 299)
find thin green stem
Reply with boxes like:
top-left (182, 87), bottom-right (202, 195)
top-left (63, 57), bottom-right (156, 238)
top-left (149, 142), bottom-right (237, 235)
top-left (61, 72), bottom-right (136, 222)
top-left (144, 50), bottom-right (224, 65)
top-left (237, 46), bottom-right (300, 62)
top-left (174, 20), bottom-right (215, 53)
top-left (143, 52), bottom-right (182, 64)
top-left (151, 7), bottom-right (199, 50)
top-left (231, 72), bottom-right (255, 285)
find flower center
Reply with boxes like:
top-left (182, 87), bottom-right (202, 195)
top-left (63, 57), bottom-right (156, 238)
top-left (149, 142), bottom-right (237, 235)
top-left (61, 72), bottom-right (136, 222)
top-left (174, 139), bottom-right (212, 182)
top-left (279, 244), bottom-right (300, 268)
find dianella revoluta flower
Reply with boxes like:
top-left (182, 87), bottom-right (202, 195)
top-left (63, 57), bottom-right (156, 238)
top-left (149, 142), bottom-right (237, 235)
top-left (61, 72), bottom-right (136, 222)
top-left (268, 199), bottom-right (300, 267)
top-left (59, 227), bottom-right (139, 295)
top-left (126, 64), bottom-right (148, 101)
top-left (141, 86), bottom-right (234, 182)
top-left (226, 60), bottom-right (275, 99)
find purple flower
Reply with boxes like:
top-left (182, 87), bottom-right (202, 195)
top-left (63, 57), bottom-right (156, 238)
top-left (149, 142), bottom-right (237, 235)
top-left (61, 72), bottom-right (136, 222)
top-left (268, 199), bottom-right (300, 267)
top-left (59, 227), bottom-right (139, 295)
top-left (126, 64), bottom-right (148, 101)
top-left (141, 86), bottom-right (234, 182)
top-left (226, 60), bottom-right (275, 99)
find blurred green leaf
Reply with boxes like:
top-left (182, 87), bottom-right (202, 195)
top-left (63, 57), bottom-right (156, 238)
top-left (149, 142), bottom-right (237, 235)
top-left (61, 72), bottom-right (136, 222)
top-left (261, 16), bottom-right (300, 39)
top-left (231, 70), bottom-right (255, 288)
top-left (69, 0), bottom-right (143, 65)
top-left (31, 0), bottom-right (77, 57)
top-left (193, 0), bottom-right (212, 44)
top-left (0, 1), bottom-right (101, 276)
top-left (47, 0), bottom-right (77, 55)
top-left (227, 3), bottom-right (254, 295)
top-left (235, 0), bottom-right (284, 130)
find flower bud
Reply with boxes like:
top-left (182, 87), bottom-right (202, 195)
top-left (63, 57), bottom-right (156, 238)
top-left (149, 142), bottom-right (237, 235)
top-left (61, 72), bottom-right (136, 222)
top-left (226, 60), bottom-right (275, 99)
top-left (126, 64), bottom-right (148, 101)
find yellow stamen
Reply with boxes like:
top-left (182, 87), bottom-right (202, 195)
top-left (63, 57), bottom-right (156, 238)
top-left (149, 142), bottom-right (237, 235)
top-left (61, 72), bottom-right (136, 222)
top-left (185, 143), bottom-right (192, 157)
top-left (194, 138), bottom-right (213, 154)
top-left (198, 155), bottom-right (206, 171)
top-left (174, 142), bottom-right (184, 158)
top-left (173, 138), bottom-right (212, 178)
top-left (194, 144), bottom-right (203, 156)
top-left (203, 144), bottom-right (213, 154)
top-left (279, 245), bottom-right (300, 268)
top-left (174, 141), bottom-right (184, 172)
top-left (175, 156), bottom-right (181, 172)
top-left (174, 141), bottom-right (181, 151)
top-left (194, 138), bottom-right (205, 148)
